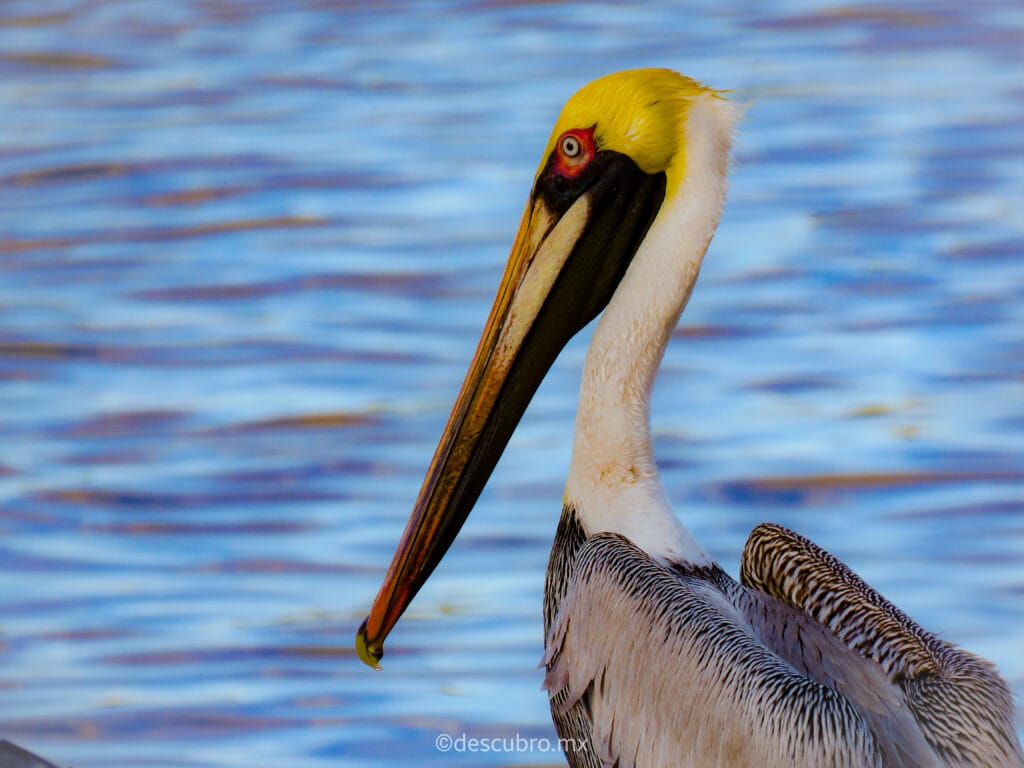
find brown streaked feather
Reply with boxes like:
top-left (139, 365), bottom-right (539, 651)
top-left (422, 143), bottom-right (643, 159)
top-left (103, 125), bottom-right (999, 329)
top-left (733, 584), bottom-right (939, 766)
top-left (543, 529), bottom-right (935, 768)
top-left (741, 522), bottom-right (1024, 768)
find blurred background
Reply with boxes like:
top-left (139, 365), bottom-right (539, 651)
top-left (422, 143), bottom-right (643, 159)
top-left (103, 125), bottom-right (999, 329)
top-left (1, 1), bottom-right (1022, 766)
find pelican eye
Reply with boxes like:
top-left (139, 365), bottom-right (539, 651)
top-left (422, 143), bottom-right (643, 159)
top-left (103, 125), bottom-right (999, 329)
top-left (550, 128), bottom-right (595, 180)
top-left (561, 135), bottom-right (582, 157)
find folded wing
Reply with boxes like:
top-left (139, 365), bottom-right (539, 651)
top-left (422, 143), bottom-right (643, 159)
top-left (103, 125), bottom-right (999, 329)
top-left (741, 522), bottom-right (1024, 768)
top-left (543, 533), bottom-right (935, 768)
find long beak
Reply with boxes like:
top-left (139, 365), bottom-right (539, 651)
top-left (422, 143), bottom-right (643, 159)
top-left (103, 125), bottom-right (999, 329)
top-left (356, 191), bottom-right (588, 668)
top-left (356, 153), bottom-right (666, 669)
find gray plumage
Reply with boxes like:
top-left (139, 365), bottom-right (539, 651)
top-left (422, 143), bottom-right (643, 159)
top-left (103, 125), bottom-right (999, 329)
top-left (542, 507), bottom-right (1024, 768)
top-left (0, 741), bottom-right (60, 768)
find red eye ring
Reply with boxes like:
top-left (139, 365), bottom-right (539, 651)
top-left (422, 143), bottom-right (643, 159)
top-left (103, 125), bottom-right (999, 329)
top-left (553, 127), bottom-right (595, 178)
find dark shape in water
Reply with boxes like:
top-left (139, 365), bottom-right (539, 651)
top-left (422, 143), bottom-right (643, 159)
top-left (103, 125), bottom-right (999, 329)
top-left (0, 740), bottom-right (60, 768)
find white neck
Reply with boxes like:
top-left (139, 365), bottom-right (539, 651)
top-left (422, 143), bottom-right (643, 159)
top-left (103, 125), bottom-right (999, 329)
top-left (564, 94), bottom-right (737, 566)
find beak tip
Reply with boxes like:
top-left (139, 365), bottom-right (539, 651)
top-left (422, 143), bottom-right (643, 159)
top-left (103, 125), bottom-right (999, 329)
top-left (355, 616), bottom-right (384, 670)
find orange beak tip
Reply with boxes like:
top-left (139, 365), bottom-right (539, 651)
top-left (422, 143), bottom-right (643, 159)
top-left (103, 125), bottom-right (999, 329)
top-left (355, 616), bottom-right (384, 671)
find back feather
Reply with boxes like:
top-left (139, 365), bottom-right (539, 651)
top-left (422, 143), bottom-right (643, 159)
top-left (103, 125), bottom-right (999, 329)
top-left (741, 522), bottom-right (1024, 768)
top-left (545, 533), bottom-right (890, 767)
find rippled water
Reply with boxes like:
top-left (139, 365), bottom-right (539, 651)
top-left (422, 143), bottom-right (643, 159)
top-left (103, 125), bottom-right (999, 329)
top-left (1, 2), bottom-right (1022, 766)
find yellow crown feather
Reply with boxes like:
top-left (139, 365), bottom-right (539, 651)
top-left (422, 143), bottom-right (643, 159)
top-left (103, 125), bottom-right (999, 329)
top-left (537, 69), bottom-right (727, 190)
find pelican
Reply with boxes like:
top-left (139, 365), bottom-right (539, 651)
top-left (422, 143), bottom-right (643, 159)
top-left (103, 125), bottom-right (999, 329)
top-left (356, 69), bottom-right (1023, 767)
top-left (0, 739), bottom-right (60, 768)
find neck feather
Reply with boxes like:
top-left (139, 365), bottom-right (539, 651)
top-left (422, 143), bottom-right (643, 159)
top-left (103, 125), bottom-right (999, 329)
top-left (564, 93), bottom-right (737, 565)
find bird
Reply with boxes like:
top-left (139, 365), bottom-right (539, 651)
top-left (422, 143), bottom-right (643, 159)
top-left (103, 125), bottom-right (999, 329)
top-left (0, 739), bottom-right (60, 768)
top-left (356, 68), bottom-right (1024, 767)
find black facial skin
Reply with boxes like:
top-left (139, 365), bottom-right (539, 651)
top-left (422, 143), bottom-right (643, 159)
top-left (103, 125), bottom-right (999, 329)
top-left (535, 148), bottom-right (664, 219)
top-left (425, 152), bottom-right (668, 580)
top-left (534, 148), bottom-right (667, 331)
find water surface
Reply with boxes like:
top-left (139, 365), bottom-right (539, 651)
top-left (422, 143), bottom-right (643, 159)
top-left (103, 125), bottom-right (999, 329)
top-left (1, 1), bottom-right (1022, 766)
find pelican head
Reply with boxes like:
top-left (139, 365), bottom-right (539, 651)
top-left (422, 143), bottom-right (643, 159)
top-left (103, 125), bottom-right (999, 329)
top-left (357, 69), bottom-right (735, 668)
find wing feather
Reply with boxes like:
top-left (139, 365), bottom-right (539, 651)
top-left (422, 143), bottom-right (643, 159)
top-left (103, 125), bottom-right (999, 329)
top-left (741, 522), bottom-right (1024, 768)
top-left (543, 533), bottom-right (893, 768)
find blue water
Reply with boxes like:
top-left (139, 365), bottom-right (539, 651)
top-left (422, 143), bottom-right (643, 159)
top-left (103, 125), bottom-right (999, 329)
top-left (1, 2), bottom-right (1022, 766)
